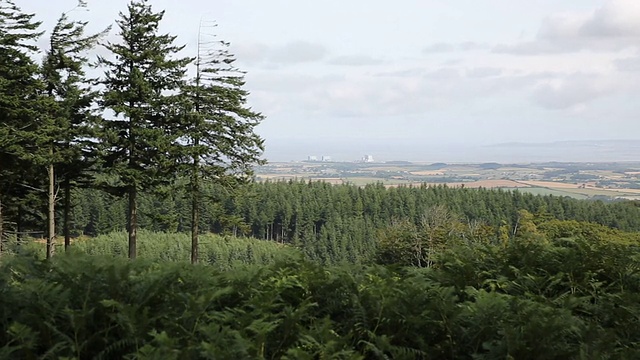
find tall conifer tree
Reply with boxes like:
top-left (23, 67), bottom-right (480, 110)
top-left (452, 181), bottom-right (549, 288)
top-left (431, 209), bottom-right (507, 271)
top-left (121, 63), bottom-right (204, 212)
top-left (179, 22), bottom-right (264, 263)
top-left (97, 0), bottom-right (192, 259)
top-left (0, 0), bottom-right (44, 250)
top-left (40, 1), bottom-right (109, 253)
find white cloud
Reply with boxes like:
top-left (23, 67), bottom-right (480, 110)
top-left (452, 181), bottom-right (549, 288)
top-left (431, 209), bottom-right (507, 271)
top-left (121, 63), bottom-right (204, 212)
top-left (495, 0), bottom-right (640, 55)
top-left (530, 73), bottom-right (618, 109)
top-left (465, 67), bottom-right (503, 78)
top-left (459, 42), bottom-right (490, 51)
top-left (232, 42), bottom-right (271, 64)
top-left (578, 0), bottom-right (640, 38)
top-left (270, 41), bottom-right (328, 64)
top-left (328, 55), bottom-right (384, 66)
top-left (423, 42), bottom-right (489, 54)
top-left (423, 43), bottom-right (456, 54)
top-left (615, 57), bottom-right (640, 72)
top-left (374, 68), bottom-right (426, 78)
top-left (424, 68), bottom-right (460, 80)
top-left (233, 40), bottom-right (327, 66)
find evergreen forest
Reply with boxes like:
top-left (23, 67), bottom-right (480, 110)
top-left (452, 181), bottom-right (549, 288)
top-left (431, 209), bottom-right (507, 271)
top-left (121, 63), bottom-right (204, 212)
top-left (1, 1), bottom-right (640, 359)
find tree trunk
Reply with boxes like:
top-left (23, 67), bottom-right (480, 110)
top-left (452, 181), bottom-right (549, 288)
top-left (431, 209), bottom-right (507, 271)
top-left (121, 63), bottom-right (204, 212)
top-left (128, 94), bottom-right (137, 259)
top-left (192, 39), bottom-right (202, 265)
top-left (0, 161), bottom-right (2, 257)
top-left (47, 162), bottom-right (55, 260)
top-left (191, 166), bottom-right (199, 264)
top-left (0, 197), bottom-right (3, 258)
top-left (128, 187), bottom-right (137, 259)
top-left (17, 207), bottom-right (22, 243)
top-left (64, 178), bottom-right (71, 251)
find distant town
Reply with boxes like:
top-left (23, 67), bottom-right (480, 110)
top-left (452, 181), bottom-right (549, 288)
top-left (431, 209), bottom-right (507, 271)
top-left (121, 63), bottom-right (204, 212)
top-left (306, 155), bottom-right (375, 163)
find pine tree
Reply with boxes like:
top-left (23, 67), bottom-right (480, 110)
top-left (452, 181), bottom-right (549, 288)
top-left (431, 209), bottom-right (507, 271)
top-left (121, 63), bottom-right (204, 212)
top-left (179, 21), bottom-right (264, 263)
top-left (0, 0), bottom-right (44, 251)
top-left (97, 0), bottom-right (192, 259)
top-left (40, 1), bottom-right (109, 253)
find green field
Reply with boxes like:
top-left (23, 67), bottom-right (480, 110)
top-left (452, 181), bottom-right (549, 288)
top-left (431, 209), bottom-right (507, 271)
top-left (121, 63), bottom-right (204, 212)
top-left (504, 186), bottom-right (640, 200)
top-left (343, 177), bottom-right (411, 186)
top-left (504, 187), bottom-right (590, 199)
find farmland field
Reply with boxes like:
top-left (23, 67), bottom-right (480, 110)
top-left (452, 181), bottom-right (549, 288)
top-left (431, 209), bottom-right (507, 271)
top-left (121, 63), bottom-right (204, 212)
top-left (257, 161), bottom-right (640, 201)
top-left (345, 177), bottom-right (410, 186)
top-left (504, 187), bottom-right (589, 199)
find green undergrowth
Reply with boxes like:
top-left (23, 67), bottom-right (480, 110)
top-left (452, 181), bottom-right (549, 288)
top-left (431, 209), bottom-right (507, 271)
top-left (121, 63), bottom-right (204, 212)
top-left (19, 231), bottom-right (297, 270)
top-left (1, 230), bottom-right (639, 359)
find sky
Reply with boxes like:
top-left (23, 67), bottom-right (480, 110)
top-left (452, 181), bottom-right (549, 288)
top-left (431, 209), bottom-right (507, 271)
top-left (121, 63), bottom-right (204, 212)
top-left (22, 0), bottom-right (640, 162)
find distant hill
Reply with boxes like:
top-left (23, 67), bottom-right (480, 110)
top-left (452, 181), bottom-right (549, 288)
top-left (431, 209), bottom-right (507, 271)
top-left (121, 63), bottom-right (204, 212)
top-left (484, 140), bottom-right (640, 163)
top-left (385, 161), bottom-right (413, 165)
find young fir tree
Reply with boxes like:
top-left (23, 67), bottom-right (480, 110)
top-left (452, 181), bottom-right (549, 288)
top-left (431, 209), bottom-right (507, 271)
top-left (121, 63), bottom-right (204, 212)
top-left (97, 0), bottom-right (192, 259)
top-left (40, 1), bottom-right (109, 253)
top-left (0, 0), bottom-right (44, 252)
top-left (180, 22), bottom-right (264, 263)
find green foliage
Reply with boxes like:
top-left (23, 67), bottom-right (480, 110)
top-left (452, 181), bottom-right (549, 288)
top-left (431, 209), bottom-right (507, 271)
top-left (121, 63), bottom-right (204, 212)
top-left (97, 0), bottom-right (192, 195)
top-left (176, 27), bottom-right (265, 262)
top-left (39, 5), bottom-right (109, 255)
top-left (375, 219), bottom-right (419, 266)
top-left (77, 231), bottom-right (298, 269)
top-left (0, 0), bottom-right (46, 239)
top-left (95, 0), bottom-right (194, 258)
top-left (1, 222), bottom-right (639, 359)
top-left (38, 9), bottom-right (104, 170)
top-left (179, 26), bottom-right (264, 183)
top-left (24, 180), bottom-right (640, 264)
top-left (1, 2), bottom-right (640, 356)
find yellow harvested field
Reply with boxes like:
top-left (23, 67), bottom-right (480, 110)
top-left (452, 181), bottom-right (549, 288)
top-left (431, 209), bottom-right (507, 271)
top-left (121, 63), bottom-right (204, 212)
top-left (519, 181), bottom-right (583, 189)
top-left (609, 188), bottom-right (640, 194)
top-left (458, 180), bottom-right (530, 188)
top-left (260, 174), bottom-right (298, 179)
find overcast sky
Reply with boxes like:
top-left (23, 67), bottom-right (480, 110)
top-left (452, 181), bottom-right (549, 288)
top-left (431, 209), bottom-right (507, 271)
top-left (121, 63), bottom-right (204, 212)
top-left (22, 0), bottom-right (640, 161)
